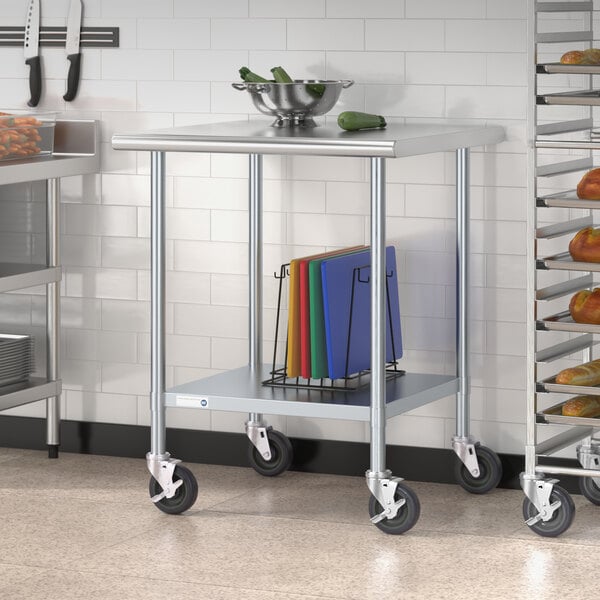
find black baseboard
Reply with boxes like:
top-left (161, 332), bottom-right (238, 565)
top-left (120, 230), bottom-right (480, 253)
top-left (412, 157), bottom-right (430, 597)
top-left (0, 415), bottom-right (583, 494)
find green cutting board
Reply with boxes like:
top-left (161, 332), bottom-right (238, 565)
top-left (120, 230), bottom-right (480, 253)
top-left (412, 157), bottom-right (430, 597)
top-left (308, 247), bottom-right (365, 379)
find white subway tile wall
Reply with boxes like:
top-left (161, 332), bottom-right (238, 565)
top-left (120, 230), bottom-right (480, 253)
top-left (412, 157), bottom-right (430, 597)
top-left (0, 0), bottom-right (530, 454)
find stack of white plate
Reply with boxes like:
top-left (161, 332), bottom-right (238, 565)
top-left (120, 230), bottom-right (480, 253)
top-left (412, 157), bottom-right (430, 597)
top-left (0, 334), bottom-right (34, 387)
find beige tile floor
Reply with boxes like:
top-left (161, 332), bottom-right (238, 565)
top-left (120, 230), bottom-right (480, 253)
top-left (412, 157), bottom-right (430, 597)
top-left (0, 447), bottom-right (599, 600)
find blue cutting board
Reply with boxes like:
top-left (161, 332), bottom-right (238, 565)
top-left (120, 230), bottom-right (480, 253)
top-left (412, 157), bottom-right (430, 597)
top-left (321, 247), bottom-right (402, 380)
top-left (309, 247), bottom-right (366, 380)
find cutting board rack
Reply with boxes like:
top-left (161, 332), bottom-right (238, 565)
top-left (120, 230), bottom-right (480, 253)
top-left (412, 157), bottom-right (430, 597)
top-left (0, 26), bottom-right (119, 47)
top-left (263, 261), bottom-right (404, 391)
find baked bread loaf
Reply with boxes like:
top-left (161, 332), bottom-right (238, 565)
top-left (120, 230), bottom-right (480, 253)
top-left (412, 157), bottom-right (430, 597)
top-left (581, 48), bottom-right (600, 64)
top-left (569, 227), bottom-right (600, 262)
top-left (560, 50), bottom-right (585, 64)
top-left (577, 168), bottom-right (600, 200)
top-left (569, 289), bottom-right (600, 324)
top-left (560, 48), bottom-right (600, 65)
top-left (562, 395), bottom-right (600, 417)
top-left (556, 358), bottom-right (600, 386)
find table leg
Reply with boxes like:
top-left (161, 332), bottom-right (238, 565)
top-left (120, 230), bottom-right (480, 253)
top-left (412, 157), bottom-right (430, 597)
top-left (369, 156), bottom-right (387, 477)
top-left (452, 147), bottom-right (479, 475)
top-left (246, 154), bottom-right (273, 461)
top-left (248, 153), bottom-right (263, 422)
top-left (46, 178), bottom-right (60, 458)
top-left (455, 146), bottom-right (470, 440)
top-left (145, 151), bottom-right (198, 513)
top-left (452, 147), bottom-right (502, 493)
top-left (365, 157), bottom-right (420, 533)
top-left (150, 150), bottom-right (167, 460)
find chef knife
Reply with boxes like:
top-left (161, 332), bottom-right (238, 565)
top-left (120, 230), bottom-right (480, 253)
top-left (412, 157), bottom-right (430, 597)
top-left (24, 0), bottom-right (41, 107)
top-left (63, 0), bottom-right (82, 101)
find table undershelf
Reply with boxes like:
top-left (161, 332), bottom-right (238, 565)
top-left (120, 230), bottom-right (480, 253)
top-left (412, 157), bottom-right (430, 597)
top-left (165, 365), bottom-right (458, 422)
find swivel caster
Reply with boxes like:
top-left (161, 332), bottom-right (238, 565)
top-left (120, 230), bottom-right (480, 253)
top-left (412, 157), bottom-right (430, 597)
top-left (455, 445), bottom-right (502, 494)
top-left (248, 429), bottom-right (293, 477)
top-left (522, 484), bottom-right (575, 538)
top-left (368, 481), bottom-right (420, 535)
top-left (579, 476), bottom-right (600, 506)
top-left (149, 465), bottom-right (198, 515)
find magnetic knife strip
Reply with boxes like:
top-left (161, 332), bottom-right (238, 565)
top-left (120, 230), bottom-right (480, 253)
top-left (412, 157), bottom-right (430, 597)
top-left (0, 26), bottom-right (119, 48)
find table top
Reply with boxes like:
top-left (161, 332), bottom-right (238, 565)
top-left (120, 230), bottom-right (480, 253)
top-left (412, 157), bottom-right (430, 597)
top-left (112, 120), bottom-right (505, 158)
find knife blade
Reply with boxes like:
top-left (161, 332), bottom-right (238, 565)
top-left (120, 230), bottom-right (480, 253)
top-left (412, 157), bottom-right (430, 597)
top-left (24, 0), bottom-right (41, 107)
top-left (63, 0), bottom-right (83, 101)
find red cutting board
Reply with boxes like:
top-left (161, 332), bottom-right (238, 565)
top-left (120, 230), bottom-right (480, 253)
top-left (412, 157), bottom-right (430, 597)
top-left (298, 246), bottom-right (364, 379)
top-left (286, 258), bottom-right (302, 378)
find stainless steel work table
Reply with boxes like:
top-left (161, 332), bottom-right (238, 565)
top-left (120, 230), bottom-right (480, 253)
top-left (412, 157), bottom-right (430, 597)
top-left (0, 120), bottom-right (99, 457)
top-left (113, 120), bottom-right (505, 533)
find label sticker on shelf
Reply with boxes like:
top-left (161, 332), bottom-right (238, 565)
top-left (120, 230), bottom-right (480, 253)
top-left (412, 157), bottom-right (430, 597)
top-left (176, 396), bottom-right (209, 409)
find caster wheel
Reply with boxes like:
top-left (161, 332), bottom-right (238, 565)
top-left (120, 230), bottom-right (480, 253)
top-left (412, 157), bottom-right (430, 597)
top-left (454, 445), bottom-right (502, 494)
top-left (149, 465), bottom-right (198, 515)
top-left (579, 475), bottom-right (600, 506)
top-left (368, 482), bottom-right (421, 535)
top-left (522, 485), bottom-right (575, 538)
top-left (248, 429), bottom-right (293, 477)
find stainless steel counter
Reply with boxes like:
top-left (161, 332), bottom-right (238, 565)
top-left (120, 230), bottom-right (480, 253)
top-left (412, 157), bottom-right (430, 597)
top-left (112, 120), bottom-right (504, 158)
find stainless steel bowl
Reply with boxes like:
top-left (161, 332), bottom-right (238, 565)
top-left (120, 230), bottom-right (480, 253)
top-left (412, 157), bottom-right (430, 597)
top-left (232, 80), bottom-right (354, 127)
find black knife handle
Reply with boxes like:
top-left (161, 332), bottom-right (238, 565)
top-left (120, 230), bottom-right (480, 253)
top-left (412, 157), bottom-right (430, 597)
top-left (63, 53), bottom-right (81, 101)
top-left (26, 55), bottom-right (42, 107)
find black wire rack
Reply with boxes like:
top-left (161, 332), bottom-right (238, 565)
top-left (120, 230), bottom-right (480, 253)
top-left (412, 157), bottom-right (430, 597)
top-left (262, 261), bottom-right (405, 392)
